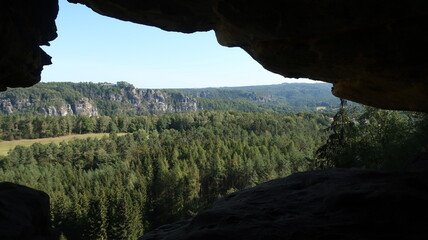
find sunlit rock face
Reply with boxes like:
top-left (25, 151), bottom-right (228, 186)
top-left (140, 168), bottom-right (428, 240)
top-left (0, 0), bottom-right (58, 91)
top-left (67, 0), bottom-right (428, 112)
top-left (0, 182), bottom-right (51, 240)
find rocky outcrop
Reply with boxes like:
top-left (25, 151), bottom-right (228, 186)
top-left (140, 168), bottom-right (428, 240)
top-left (0, 0), bottom-right (58, 91)
top-left (0, 83), bottom-right (197, 116)
top-left (0, 97), bottom-right (98, 116)
top-left (0, 98), bottom-right (34, 114)
top-left (122, 88), bottom-right (197, 113)
top-left (0, 182), bottom-right (51, 240)
top-left (71, 97), bottom-right (99, 117)
top-left (38, 104), bottom-right (74, 116)
top-left (0, 100), bottom-right (14, 114)
top-left (36, 98), bottom-right (99, 117)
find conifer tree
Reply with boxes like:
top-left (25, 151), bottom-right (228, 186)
top-left (84, 194), bottom-right (108, 240)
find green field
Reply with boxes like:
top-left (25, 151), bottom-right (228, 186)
top-left (0, 133), bottom-right (127, 156)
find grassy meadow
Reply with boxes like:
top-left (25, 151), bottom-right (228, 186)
top-left (0, 133), bottom-right (127, 156)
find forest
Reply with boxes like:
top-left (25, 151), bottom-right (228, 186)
top-left (177, 82), bottom-right (338, 109)
top-left (1, 111), bottom-right (329, 239)
top-left (1, 95), bottom-right (427, 239)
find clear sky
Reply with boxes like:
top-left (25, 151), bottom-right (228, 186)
top-left (41, 0), bottom-right (316, 89)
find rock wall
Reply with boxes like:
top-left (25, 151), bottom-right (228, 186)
top-left (70, 97), bottom-right (99, 116)
top-left (0, 85), bottom-right (197, 116)
top-left (114, 88), bottom-right (198, 113)
top-left (38, 104), bottom-right (75, 116)
top-left (0, 97), bottom-right (98, 116)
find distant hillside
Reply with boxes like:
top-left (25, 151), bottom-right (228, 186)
top-left (232, 83), bottom-right (335, 107)
top-left (0, 82), bottom-right (342, 116)
top-left (174, 82), bottom-right (341, 112)
top-left (0, 82), bottom-right (197, 116)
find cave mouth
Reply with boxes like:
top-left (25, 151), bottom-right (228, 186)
top-left (1, 1), bottom-right (428, 239)
top-left (2, 0), bottom-right (428, 112)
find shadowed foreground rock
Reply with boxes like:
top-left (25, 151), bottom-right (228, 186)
top-left (0, 182), bottom-right (51, 240)
top-left (140, 168), bottom-right (428, 240)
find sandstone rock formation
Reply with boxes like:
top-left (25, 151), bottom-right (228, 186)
top-left (70, 97), bottom-right (99, 116)
top-left (0, 97), bottom-right (97, 116)
top-left (38, 103), bottom-right (75, 116)
top-left (0, 182), bottom-right (51, 240)
top-left (126, 89), bottom-right (198, 113)
top-left (0, 0), bottom-right (57, 91)
top-left (140, 168), bottom-right (428, 240)
top-left (0, 82), bottom-right (199, 116)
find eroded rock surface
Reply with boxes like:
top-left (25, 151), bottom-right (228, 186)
top-left (140, 168), bottom-right (428, 240)
top-left (0, 0), bottom-right (58, 91)
top-left (0, 182), bottom-right (51, 240)
top-left (0, 83), bottom-right (197, 116)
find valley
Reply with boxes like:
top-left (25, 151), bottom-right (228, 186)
top-left (0, 82), bottom-right (425, 240)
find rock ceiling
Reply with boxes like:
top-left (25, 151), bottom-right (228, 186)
top-left (1, 0), bottom-right (428, 112)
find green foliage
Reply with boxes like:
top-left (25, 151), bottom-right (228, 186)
top-left (316, 103), bottom-right (428, 169)
top-left (0, 111), bottom-right (329, 240)
top-left (0, 82), bottom-right (192, 116)
top-left (176, 82), bottom-right (343, 112)
top-left (0, 82), bottom-right (343, 118)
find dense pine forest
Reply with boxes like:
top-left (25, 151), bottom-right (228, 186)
top-left (1, 111), bottom-right (329, 239)
top-left (1, 82), bottom-right (427, 240)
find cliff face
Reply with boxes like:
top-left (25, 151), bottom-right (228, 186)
top-left (70, 98), bottom-right (99, 117)
top-left (105, 88), bottom-right (198, 113)
top-left (0, 83), bottom-right (197, 116)
top-left (0, 97), bottom-right (98, 117)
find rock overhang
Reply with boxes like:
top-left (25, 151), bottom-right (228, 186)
top-left (1, 0), bottom-right (428, 112)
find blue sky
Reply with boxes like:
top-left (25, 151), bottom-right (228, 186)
top-left (41, 0), bottom-right (316, 89)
